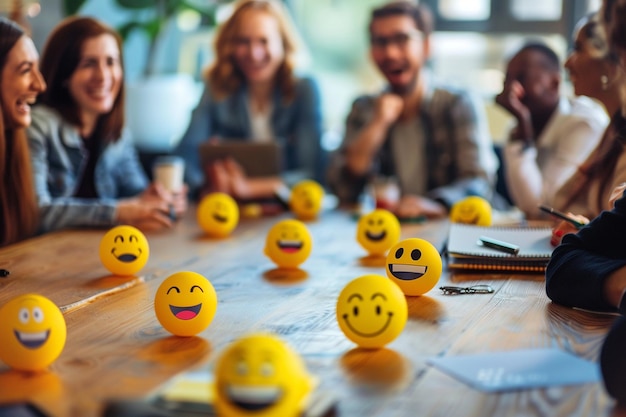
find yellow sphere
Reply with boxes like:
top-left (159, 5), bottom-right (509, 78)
top-left (386, 238), bottom-right (442, 296)
top-left (0, 294), bottom-right (66, 371)
top-left (449, 196), bottom-right (492, 226)
top-left (154, 271), bottom-right (218, 337)
top-left (197, 192), bottom-right (240, 238)
top-left (99, 225), bottom-right (150, 276)
top-left (264, 219), bottom-right (312, 269)
top-left (336, 275), bottom-right (407, 349)
top-left (214, 333), bottom-right (313, 417)
top-left (356, 209), bottom-right (401, 256)
top-left (289, 180), bottom-right (324, 221)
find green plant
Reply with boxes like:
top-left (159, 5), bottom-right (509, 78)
top-left (63, 0), bottom-right (220, 76)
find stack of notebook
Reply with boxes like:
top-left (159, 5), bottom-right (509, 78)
top-left (446, 223), bottom-right (554, 272)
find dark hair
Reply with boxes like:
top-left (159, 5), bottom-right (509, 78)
top-left (370, 1), bottom-right (434, 37)
top-left (39, 16), bottom-right (124, 143)
top-left (576, 12), bottom-right (620, 63)
top-left (516, 42), bottom-right (561, 71)
top-left (0, 17), bottom-right (39, 245)
top-left (606, 0), bottom-right (626, 51)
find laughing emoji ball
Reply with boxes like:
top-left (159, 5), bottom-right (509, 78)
top-left (0, 294), bottom-right (66, 371)
top-left (450, 196), bottom-right (492, 226)
top-left (336, 275), bottom-right (407, 349)
top-left (198, 192), bottom-right (240, 238)
top-left (386, 238), bottom-right (442, 296)
top-left (215, 333), bottom-right (313, 417)
top-left (99, 225), bottom-right (149, 276)
top-left (356, 209), bottom-right (401, 256)
top-left (264, 219), bottom-right (312, 269)
top-left (289, 180), bottom-right (324, 221)
top-left (154, 271), bottom-right (217, 337)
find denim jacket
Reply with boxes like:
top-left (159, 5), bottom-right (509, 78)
top-left (27, 105), bottom-right (148, 232)
top-left (174, 76), bottom-right (324, 195)
top-left (328, 84), bottom-right (498, 206)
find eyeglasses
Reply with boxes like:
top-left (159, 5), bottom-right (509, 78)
top-left (370, 30), bottom-right (422, 50)
top-left (439, 285), bottom-right (494, 295)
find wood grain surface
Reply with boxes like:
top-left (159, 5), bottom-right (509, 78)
top-left (0, 209), bottom-right (621, 417)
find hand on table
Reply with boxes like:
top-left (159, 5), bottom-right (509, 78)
top-left (394, 195), bottom-right (447, 220)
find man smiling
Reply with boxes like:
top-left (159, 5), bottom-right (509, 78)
top-left (328, 1), bottom-right (497, 219)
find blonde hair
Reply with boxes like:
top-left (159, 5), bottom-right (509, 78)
top-left (207, 0), bottom-right (300, 102)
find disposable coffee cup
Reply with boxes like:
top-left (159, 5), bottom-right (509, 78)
top-left (153, 156), bottom-right (185, 193)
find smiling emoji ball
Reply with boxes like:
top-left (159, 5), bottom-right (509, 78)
top-left (0, 294), bottom-right (66, 371)
top-left (154, 271), bottom-right (218, 337)
top-left (99, 225), bottom-right (149, 276)
top-left (289, 180), bottom-right (324, 221)
top-left (264, 219), bottom-right (312, 269)
top-left (215, 333), bottom-right (313, 417)
top-left (386, 238), bottom-right (442, 296)
top-left (336, 274), bottom-right (407, 349)
top-left (198, 192), bottom-right (240, 238)
top-left (356, 209), bottom-right (401, 256)
top-left (449, 196), bottom-right (492, 226)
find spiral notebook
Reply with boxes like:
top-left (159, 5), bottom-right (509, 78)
top-left (446, 223), bottom-right (554, 272)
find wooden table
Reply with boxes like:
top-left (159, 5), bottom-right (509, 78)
top-left (0, 209), bottom-right (621, 417)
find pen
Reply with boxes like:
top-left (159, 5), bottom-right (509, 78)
top-left (478, 235), bottom-right (520, 255)
top-left (538, 205), bottom-right (586, 229)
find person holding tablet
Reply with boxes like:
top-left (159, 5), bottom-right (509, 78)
top-left (175, 0), bottom-right (324, 201)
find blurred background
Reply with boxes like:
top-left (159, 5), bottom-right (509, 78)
top-left (1, 0), bottom-right (603, 152)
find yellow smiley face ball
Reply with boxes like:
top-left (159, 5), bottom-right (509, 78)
top-left (336, 274), bottom-right (407, 349)
top-left (356, 209), bottom-right (401, 256)
top-left (154, 271), bottom-right (218, 337)
top-left (198, 192), bottom-right (240, 238)
top-left (99, 225), bottom-right (149, 276)
top-left (386, 238), bottom-right (442, 296)
top-left (264, 219), bottom-right (312, 269)
top-left (289, 180), bottom-right (324, 221)
top-left (0, 294), bottom-right (66, 371)
top-left (449, 196), bottom-right (492, 226)
top-left (215, 333), bottom-right (313, 417)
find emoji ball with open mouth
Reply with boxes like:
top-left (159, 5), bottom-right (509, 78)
top-left (0, 294), bottom-right (66, 371)
top-left (264, 219), bottom-right (312, 269)
top-left (356, 209), bottom-right (401, 256)
top-left (289, 180), bottom-right (324, 221)
top-left (336, 274), bottom-right (407, 349)
top-left (99, 225), bottom-right (149, 276)
top-left (449, 196), bottom-right (492, 226)
top-left (215, 333), bottom-right (313, 417)
top-left (154, 271), bottom-right (217, 336)
top-left (386, 238), bottom-right (442, 296)
top-left (198, 192), bottom-right (240, 238)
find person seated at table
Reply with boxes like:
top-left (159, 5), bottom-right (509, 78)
top-left (174, 0), bottom-right (324, 201)
top-left (0, 18), bottom-right (46, 246)
top-left (496, 42), bottom-right (608, 220)
top-left (27, 17), bottom-right (187, 233)
top-left (545, 0), bottom-right (626, 313)
top-left (326, 1), bottom-right (498, 220)
top-left (549, 13), bottom-right (626, 246)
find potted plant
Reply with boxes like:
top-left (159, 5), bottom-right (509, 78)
top-left (62, 0), bottom-right (224, 151)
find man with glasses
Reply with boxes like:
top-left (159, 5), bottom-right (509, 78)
top-left (328, 1), bottom-right (497, 219)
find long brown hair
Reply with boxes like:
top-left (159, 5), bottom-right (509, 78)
top-left (207, 0), bottom-right (299, 102)
top-left (38, 16), bottom-right (125, 143)
top-left (0, 17), bottom-right (38, 245)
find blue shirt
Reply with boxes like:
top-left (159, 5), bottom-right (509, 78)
top-left (174, 76), bottom-right (324, 195)
top-left (27, 105), bottom-right (148, 232)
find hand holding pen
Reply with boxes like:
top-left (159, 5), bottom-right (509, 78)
top-left (539, 205), bottom-right (590, 246)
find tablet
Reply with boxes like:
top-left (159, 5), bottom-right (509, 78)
top-left (198, 141), bottom-right (282, 178)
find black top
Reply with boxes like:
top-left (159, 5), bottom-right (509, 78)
top-left (73, 134), bottom-right (100, 199)
top-left (545, 190), bottom-right (626, 312)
